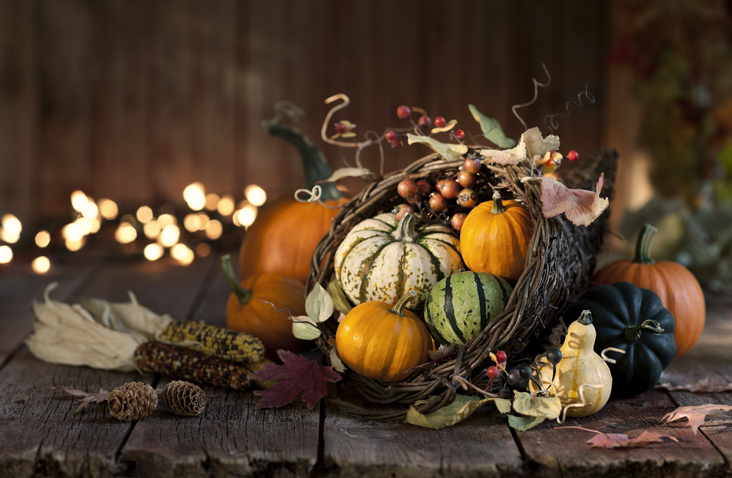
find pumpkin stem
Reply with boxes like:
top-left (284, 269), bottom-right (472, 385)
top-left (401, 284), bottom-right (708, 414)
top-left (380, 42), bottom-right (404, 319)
top-left (491, 190), bottom-right (506, 215)
top-left (394, 213), bottom-right (417, 242)
top-left (624, 319), bottom-right (664, 342)
top-left (221, 254), bottom-right (252, 305)
top-left (577, 309), bottom-right (593, 325)
top-left (390, 290), bottom-right (417, 316)
top-left (263, 101), bottom-right (342, 202)
top-left (633, 223), bottom-right (658, 265)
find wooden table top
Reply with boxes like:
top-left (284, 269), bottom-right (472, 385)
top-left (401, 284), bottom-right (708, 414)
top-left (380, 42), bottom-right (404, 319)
top-left (2, 252), bottom-right (732, 478)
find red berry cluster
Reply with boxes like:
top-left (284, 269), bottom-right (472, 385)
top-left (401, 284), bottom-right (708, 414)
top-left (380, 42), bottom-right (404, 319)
top-left (386, 106), bottom-right (466, 149)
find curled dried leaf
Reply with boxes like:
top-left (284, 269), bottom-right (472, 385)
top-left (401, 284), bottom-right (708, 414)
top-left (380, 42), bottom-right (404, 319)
top-left (535, 173), bottom-right (609, 226)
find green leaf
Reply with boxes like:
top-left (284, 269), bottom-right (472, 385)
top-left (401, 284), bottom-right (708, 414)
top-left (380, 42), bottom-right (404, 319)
top-left (493, 397), bottom-right (513, 414)
top-left (407, 134), bottom-right (468, 161)
top-left (468, 104), bottom-right (515, 148)
top-left (327, 278), bottom-right (352, 314)
top-left (507, 414), bottom-right (547, 431)
top-left (305, 283), bottom-right (334, 324)
top-left (405, 394), bottom-right (497, 429)
top-left (512, 391), bottom-right (562, 419)
top-left (291, 315), bottom-right (322, 341)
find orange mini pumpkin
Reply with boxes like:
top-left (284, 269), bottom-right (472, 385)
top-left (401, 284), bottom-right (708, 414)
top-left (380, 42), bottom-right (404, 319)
top-left (335, 292), bottom-right (432, 382)
top-left (460, 190), bottom-right (533, 283)
top-left (222, 255), bottom-right (306, 358)
top-left (592, 223), bottom-right (705, 357)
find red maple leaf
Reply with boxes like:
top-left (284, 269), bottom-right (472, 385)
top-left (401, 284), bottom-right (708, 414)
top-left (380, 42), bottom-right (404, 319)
top-left (560, 426), bottom-right (679, 449)
top-left (252, 350), bottom-right (341, 409)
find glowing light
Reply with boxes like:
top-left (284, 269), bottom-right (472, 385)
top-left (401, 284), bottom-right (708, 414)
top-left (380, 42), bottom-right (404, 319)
top-left (75, 217), bottom-right (93, 235)
top-left (80, 201), bottom-right (98, 220)
top-left (36, 231), bottom-right (51, 248)
top-left (143, 220), bottom-right (161, 239)
top-left (205, 193), bottom-right (220, 211)
top-left (0, 229), bottom-right (19, 244)
top-left (32, 256), bottom-right (50, 274)
top-left (235, 204), bottom-right (258, 227)
top-left (115, 223), bottom-right (137, 244)
top-left (121, 214), bottom-right (136, 225)
top-left (195, 243), bottom-right (211, 257)
top-left (183, 183), bottom-right (206, 211)
top-left (158, 213), bottom-right (177, 229)
top-left (184, 213), bottom-right (201, 233)
top-left (196, 212), bottom-right (210, 231)
top-left (136, 206), bottom-right (154, 224)
top-left (65, 238), bottom-right (84, 251)
top-left (62, 223), bottom-right (85, 242)
top-left (171, 243), bottom-right (194, 265)
top-left (159, 224), bottom-right (180, 247)
top-left (90, 217), bottom-right (101, 233)
top-left (245, 185), bottom-right (267, 207)
top-left (2, 214), bottom-right (22, 236)
top-left (144, 243), bottom-right (164, 261)
top-left (0, 245), bottom-right (12, 264)
top-left (205, 219), bottom-right (223, 239)
top-left (217, 195), bottom-right (235, 216)
top-left (98, 199), bottom-right (118, 220)
top-left (71, 191), bottom-right (88, 212)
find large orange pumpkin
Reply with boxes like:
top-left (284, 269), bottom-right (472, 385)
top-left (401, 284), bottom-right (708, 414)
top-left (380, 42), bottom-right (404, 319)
top-left (222, 255), bottom-right (306, 358)
top-left (592, 223), bottom-right (705, 357)
top-left (460, 190), bottom-right (533, 283)
top-left (335, 292), bottom-right (432, 382)
top-left (239, 105), bottom-right (347, 284)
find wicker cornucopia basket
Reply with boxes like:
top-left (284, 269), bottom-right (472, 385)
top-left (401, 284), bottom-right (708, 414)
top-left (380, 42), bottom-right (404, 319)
top-left (309, 145), bottom-right (618, 420)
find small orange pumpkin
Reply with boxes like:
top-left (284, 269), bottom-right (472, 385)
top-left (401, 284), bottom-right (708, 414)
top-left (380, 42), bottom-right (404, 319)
top-left (222, 255), bottom-right (306, 358)
top-left (335, 292), bottom-right (432, 382)
top-left (460, 190), bottom-right (533, 283)
top-left (592, 223), bottom-right (705, 357)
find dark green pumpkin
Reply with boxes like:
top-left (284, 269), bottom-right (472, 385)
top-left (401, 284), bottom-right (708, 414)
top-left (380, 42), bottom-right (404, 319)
top-left (564, 282), bottom-right (676, 399)
top-left (425, 271), bottom-right (512, 345)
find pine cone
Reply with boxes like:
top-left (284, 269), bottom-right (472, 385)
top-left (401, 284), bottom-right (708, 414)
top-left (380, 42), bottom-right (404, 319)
top-left (107, 382), bottom-right (158, 422)
top-left (160, 380), bottom-right (206, 416)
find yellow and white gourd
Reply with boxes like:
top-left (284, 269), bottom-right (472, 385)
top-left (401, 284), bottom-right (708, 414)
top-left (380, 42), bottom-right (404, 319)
top-left (334, 212), bottom-right (463, 309)
top-left (535, 309), bottom-right (612, 417)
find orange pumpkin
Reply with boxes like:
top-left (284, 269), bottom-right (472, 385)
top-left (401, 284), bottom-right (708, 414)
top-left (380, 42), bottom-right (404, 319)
top-left (460, 190), bottom-right (533, 283)
top-left (592, 223), bottom-right (705, 357)
top-left (222, 255), bottom-right (306, 358)
top-left (335, 292), bottom-right (432, 382)
top-left (239, 105), bottom-right (347, 284)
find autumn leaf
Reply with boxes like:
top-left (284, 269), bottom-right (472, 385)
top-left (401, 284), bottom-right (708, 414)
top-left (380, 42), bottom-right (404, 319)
top-left (663, 404), bottom-right (732, 435)
top-left (468, 105), bottom-right (515, 148)
top-left (55, 386), bottom-right (111, 413)
top-left (405, 394), bottom-right (510, 429)
top-left (535, 172), bottom-right (609, 226)
top-left (252, 350), bottom-right (341, 409)
top-left (560, 426), bottom-right (679, 449)
top-left (407, 134), bottom-right (468, 161)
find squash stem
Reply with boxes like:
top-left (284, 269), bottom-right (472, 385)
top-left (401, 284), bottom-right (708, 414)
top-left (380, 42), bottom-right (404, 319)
top-left (263, 102), bottom-right (342, 202)
top-left (221, 254), bottom-right (252, 305)
top-left (624, 319), bottom-right (664, 342)
top-left (394, 213), bottom-right (417, 242)
top-left (577, 309), bottom-right (593, 325)
top-left (390, 290), bottom-right (417, 316)
top-left (491, 190), bottom-right (506, 215)
top-left (633, 223), bottom-right (658, 265)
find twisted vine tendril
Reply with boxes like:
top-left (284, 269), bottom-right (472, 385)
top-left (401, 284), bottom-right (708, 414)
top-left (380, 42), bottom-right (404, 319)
top-left (512, 63), bottom-right (552, 131)
top-left (544, 85), bottom-right (596, 135)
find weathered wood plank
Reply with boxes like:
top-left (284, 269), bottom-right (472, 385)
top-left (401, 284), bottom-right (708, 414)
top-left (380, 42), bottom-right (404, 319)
top-left (119, 254), bottom-right (320, 477)
top-left (320, 403), bottom-right (523, 477)
top-left (515, 390), bottom-right (724, 478)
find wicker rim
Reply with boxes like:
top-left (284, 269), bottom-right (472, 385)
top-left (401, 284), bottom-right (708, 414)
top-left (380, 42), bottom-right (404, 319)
top-left (309, 147), bottom-right (618, 420)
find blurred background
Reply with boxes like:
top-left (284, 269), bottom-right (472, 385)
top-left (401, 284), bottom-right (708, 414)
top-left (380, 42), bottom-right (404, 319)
top-left (1, 0), bottom-right (731, 291)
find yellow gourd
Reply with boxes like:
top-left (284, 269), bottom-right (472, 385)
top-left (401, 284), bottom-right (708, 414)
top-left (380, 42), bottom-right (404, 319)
top-left (535, 310), bottom-right (612, 417)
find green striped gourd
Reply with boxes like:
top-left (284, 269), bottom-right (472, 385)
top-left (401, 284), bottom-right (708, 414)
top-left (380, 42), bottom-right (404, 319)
top-left (424, 271), bottom-right (513, 345)
top-left (334, 213), bottom-right (463, 310)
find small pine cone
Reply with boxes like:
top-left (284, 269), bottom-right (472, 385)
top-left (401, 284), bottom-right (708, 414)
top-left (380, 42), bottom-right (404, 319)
top-left (108, 382), bottom-right (158, 422)
top-left (160, 380), bottom-right (206, 416)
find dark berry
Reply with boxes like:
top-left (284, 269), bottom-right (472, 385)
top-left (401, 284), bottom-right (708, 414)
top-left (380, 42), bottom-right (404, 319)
top-left (517, 366), bottom-right (533, 379)
top-left (397, 179), bottom-right (418, 200)
top-left (450, 213), bottom-right (467, 231)
top-left (417, 115), bottom-right (432, 129)
top-left (546, 348), bottom-right (562, 365)
top-left (454, 129), bottom-right (465, 139)
top-left (463, 157), bottom-right (482, 174)
top-left (416, 179), bottom-right (433, 195)
top-left (434, 116), bottom-right (446, 128)
top-left (429, 193), bottom-right (448, 212)
top-left (457, 189), bottom-right (478, 208)
top-left (495, 350), bottom-right (508, 364)
top-left (397, 105), bottom-right (411, 119)
top-left (567, 150), bottom-right (579, 161)
top-left (436, 179), bottom-right (461, 199)
top-left (457, 171), bottom-right (476, 189)
top-left (507, 369), bottom-right (523, 387)
top-left (385, 130), bottom-right (398, 141)
top-left (393, 204), bottom-right (414, 220)
top-left (486, 366), bottom-right (500, 379)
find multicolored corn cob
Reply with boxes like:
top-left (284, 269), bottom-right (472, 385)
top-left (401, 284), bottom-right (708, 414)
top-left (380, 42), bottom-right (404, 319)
top-left (158, 319), bottom-right (265, 363)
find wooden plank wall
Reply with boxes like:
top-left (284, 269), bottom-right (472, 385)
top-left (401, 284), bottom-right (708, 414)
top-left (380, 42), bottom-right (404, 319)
top-left (0, 0), bottom-right (613, 229)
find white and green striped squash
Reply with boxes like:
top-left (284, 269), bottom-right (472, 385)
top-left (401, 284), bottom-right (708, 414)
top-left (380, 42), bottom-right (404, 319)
top-left (334, 213), bottom-right (463, 310)
top-left (424, 271), bottom-right (513, 345)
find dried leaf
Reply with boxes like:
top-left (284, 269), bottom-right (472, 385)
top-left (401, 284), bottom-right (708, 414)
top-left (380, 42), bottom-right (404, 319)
top-left (319, 167), bottom-right (375, 183)
top-left (663, 404), bottom-right (732, 435)
top-left (507, 414), bottom-right (547, 431)
top-left (468, 105), bottom-right (515, 148)
top-left (512, 391), bottom-right (562, 420)
top-left (560, 426), bottom-right (679, 449)
top-left (428, 344), bottom-right (456, 361)
top-left (327, 278), bottom-right (352, 315)
top-left (291, 315), bottom-right (322, 341)
top-left (537, 173), bottom-right (609, 226)
top-left (305, 283), bottom-right (334, 324)
top-left (405, 394), bottom-right (499, 429)
top-left (55, 386), bottom-right (111, 413)
top-left (478, 141), bottom-right (527, 165)
top-left (431, 119), bottom-right (458, 134)
top-left (407, 134), bottom-right (469, 161)
top-left (521, 127), bottom-right (560, 159)
top-left (328, 348), bottom-right (346, 373)
top-left (252, 350), bottom-right (341, 409)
